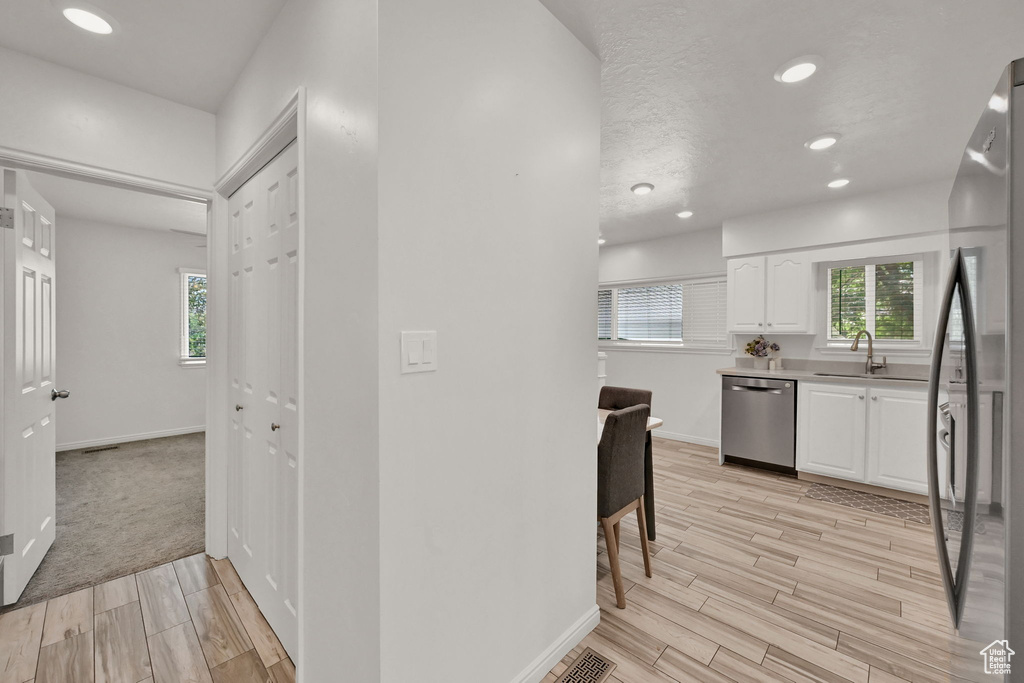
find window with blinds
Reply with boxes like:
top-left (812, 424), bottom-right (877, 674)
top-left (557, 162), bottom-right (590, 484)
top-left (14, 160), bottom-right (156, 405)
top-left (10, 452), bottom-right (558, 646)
top-left (617, 284), bottom-right (683, 340)
top-left (596, 277), bottom-right (728, 347)
top-left (828, 260), bottom-right (922, 341)
top-left (598, 289), bottom-right (612, 339)
top-left (949, 253), bottom-right (978, 345)
top-left (681, 279), bottom-right (729, 345)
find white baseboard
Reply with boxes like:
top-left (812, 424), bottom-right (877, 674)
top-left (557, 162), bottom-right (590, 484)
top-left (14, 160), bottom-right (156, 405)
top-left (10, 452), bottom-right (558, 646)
top-left (57, 425), bottom-right (206, 452)
top-left (510, 604), bottom-right (601, 683)
top-left (651, 429), bottom-right (720, 448)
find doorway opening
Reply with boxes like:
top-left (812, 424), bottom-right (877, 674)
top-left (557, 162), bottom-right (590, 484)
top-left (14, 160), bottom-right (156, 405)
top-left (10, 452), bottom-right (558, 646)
top-left (0, 167), bottom-right (212, 611)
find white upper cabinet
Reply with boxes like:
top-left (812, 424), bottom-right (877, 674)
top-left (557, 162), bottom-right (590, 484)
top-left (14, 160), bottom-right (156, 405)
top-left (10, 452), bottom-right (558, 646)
top-left (726, 257), bottom-right (765, 333)
top-left (727, 254), bottom-right (812, 334)
top-left (765, 254), bottom-right (812, 333)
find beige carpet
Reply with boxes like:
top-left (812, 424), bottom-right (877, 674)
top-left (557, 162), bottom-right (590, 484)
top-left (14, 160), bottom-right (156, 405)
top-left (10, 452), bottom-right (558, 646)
top-left (3, 432), bottom-right (205, 612)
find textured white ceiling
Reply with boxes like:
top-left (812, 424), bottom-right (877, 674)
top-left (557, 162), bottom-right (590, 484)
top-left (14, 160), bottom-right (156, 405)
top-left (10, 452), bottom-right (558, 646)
top-left (541, 0), bottom-right (1024, 245)
top-left (0, 0), bottom-right (287, 113)
top-left (26, 173), bottom-right (208, 236)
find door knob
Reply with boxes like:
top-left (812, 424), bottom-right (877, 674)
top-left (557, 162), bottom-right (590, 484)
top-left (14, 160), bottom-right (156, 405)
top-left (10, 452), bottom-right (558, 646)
top-left (235, 404), bottom-right (244, 411)
top-left (51, 389), bottom-right (70, 401)
top-left (271, 423), bottom-right (281, 431)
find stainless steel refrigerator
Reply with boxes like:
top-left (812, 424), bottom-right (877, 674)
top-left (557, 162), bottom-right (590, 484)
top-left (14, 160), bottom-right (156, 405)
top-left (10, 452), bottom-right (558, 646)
top-left (929, 58), bottom-right (1023, 681)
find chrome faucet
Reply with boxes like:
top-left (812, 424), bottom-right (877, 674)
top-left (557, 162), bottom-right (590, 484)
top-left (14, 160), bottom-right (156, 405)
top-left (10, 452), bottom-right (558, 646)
top-left (850, 330), bottom-right (887, 374)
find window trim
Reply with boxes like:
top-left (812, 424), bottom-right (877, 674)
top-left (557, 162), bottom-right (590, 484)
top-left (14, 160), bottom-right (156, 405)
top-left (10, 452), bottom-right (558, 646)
top-left (819, 254), bottom-right (926, 350)
top-left (179, 267), bottom-right (207, 366)
top-left (598, 273), bottom-right (730, 352)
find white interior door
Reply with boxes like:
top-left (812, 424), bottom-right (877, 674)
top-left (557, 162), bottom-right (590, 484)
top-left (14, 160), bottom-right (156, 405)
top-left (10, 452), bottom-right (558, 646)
top-left (1, 169), bottom-right (57, 604)
top-left (227, 141), bottom-right (299, 655)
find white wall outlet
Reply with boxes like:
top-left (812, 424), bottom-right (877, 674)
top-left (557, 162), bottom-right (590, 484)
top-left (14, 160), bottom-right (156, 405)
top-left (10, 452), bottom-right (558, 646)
top-left (401, 331), bottom-right (438, 374)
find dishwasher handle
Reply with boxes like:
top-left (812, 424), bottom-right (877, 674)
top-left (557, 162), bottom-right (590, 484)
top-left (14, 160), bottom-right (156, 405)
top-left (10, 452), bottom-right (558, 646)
top-left (723, 376), bottom-right (794, 394)
top-left (729, 385), bottom-right (784, 395)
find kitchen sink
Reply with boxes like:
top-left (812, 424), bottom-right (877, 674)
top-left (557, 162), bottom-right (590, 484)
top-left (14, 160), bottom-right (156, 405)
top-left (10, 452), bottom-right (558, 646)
top-left (812, 372), bottom-right (927, 382)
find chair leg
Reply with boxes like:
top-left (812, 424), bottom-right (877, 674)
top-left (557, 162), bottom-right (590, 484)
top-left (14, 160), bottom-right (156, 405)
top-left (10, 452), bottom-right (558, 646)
top-left (636, 496), bottom-right (652, 578)
top-left (601, 517), bottom-right (627, 608)
top-left (613, 521), bottom-right (620, 552)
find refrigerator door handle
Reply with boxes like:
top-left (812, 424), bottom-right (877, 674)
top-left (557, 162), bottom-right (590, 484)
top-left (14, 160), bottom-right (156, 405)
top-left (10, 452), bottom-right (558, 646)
top-left (926, 248), bottom-right (981, 629)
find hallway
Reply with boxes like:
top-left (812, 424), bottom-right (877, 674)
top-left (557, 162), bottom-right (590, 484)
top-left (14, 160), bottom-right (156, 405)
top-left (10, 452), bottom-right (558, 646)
top-left (0, 553), bottom-right (293, 682)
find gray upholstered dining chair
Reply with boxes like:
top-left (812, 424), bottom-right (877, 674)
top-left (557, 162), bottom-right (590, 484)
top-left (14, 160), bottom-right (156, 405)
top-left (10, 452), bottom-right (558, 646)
top-left (598, 403), bottom-right (652, 609)
top-left (599, 385), bottom-right (657, 542)
top-left (598, 386), bottom-right (652, 413)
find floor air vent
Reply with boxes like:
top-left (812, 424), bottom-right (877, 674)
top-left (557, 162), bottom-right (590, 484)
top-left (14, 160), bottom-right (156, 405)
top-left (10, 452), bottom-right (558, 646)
top-left (555, 647), bottom-right (616, 683)
top-left (80, 445), bottom-right (120, 454)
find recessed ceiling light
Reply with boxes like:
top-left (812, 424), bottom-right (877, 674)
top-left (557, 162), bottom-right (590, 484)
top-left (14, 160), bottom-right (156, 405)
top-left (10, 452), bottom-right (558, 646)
top-left (828, 178), bottom-right (850, 189)
top-left (805, 133), bottom-right (841, 150)
top-left (676, 210), bottom-right (693, 219)
top-left (597, 237), bottom-right (607, 246)
top-left (630, 183), bottom-right (654, 195)
top-left (63, 7), bottom-right (113, 34)
top-left (774, 56), bottom-right (821, 84)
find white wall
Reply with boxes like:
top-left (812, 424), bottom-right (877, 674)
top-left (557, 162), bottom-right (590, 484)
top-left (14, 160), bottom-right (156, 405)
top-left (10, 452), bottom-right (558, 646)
top-left (722, 179), bottom-right (951, 257)
top-left (599, 228), bottom-right (726, 283)
top-left (723, 182), bottom-right (953, 367)
top-left (599, 229), bottom-right (729, 446)
top-left (216, 1), bottom-right (380, 680)
top-left (0, 47), bottom-right (214, 190)
top-left (55, 218), bottom-right (205, 449)
top-left (218, 1), bottom-right (598, 680)
top-left (377, 2), bottom-right (599, 682)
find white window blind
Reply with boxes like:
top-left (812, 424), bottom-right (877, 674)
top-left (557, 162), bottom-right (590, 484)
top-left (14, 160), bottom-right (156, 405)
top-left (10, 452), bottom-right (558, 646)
top-left (949, 254), bottom-right (978, 344)
top-left (828, 259), bottom-right (923, 341)
top-left (681, 279), bottom-right (728, 345)
top-left (598, 289), bottom-right (613, 340)
top-left (617, 284), bottom-right (683, 341)
top-left (598, 276), bottom-right (728, 348)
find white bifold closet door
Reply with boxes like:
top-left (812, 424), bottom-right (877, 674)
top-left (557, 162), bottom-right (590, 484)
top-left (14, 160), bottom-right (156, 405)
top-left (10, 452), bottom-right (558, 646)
top-left (227, 140), bottom-right (299, 656)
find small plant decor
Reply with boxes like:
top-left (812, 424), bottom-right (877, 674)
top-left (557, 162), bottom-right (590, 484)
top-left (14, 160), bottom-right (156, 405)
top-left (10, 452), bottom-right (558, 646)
top-left (745, 335), bottom-right (780, 358)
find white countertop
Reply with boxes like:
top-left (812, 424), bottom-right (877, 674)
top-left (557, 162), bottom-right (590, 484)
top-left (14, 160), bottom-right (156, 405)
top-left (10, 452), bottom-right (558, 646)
top-left (717, 366), bottom-right (1007, 392)
top-left (716, 366), bottom-right (931, 389)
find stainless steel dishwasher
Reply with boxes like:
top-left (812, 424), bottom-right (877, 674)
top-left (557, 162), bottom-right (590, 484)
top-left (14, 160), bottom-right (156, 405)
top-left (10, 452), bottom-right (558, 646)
top-left (720, 376), bottom-right (796, 474)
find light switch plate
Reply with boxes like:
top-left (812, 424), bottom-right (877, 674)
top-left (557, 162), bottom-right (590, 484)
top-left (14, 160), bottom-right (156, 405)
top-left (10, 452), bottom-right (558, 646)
top-left (401, 331), bottom-right (437, 374)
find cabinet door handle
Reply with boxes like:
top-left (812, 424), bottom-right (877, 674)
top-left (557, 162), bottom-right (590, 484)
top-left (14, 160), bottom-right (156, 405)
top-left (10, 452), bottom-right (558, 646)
top-left (758, 322), bottom-right (763, 327)
top-left (271, 423), bottom-right (281, 431)
top-left (871, 396), bottom-right (877, 401)
top-left (767, 322), bottom-right (773, 326)
top-left (858, 395), bottom-right (864, 400)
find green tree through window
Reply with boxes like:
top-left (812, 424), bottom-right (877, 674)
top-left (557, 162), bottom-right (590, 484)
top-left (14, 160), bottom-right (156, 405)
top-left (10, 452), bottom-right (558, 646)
top-left (830, 266), bottom-right (866, 338)
top-left (828, 261), bottom-right (918, 341)
top-left (186, 275), bottom-right (207, 358)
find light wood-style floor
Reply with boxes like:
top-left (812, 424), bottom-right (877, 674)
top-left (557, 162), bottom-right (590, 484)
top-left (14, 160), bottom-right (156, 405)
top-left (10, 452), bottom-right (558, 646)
top-left (0, 553), bottom-right (294, 683)
top-left (546, 438), bottom-right (987, 683)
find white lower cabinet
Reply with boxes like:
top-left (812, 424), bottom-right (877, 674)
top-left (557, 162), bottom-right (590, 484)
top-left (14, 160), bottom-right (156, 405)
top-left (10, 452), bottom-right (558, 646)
top-left (866, 388), bottom-right (930, 494)
top-left (797, 381), bottom-right (938, 495)
top-left (796, 383), bottom-right (866, 481)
